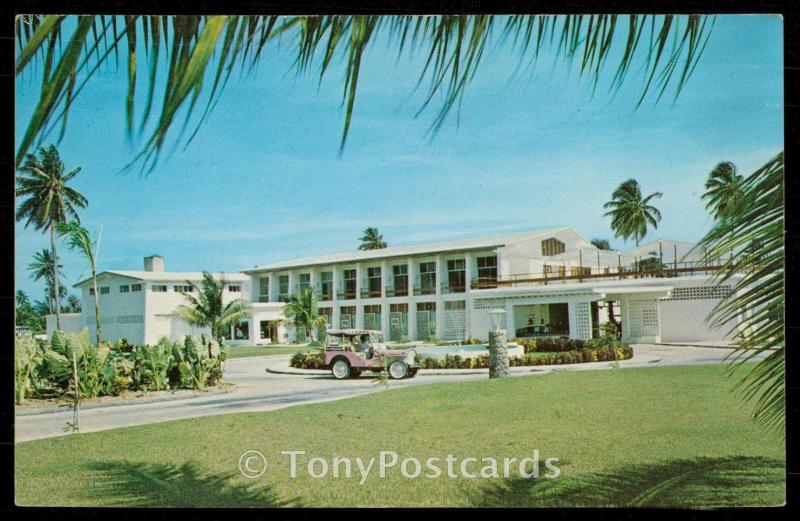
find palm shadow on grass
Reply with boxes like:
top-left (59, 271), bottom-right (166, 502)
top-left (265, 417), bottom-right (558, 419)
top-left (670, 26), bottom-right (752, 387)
top-left (469, 456), bottom-right (784, 508)
top-left (86, 460), bottom-right (301, 507)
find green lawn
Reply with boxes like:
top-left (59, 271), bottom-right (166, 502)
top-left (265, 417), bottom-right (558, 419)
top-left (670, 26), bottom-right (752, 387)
top-left (226, 344), bottom-right (316, 358)
top-left (15, 364), bottom-right (784, 507)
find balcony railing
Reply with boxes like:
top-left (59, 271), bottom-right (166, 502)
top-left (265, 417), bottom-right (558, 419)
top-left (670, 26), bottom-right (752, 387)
top-left (470, 277), bottom-right (498, 289)
top-left (337, 289), bottom-right (357, 300)
top-left (257, 295), bottom-right (270, 303)
top-left (277, 294), bottom-right (289, 303)
top-left (386, 286), bottom-right (409, 297)
top-left (494, 260), bottom-right (725, 288)
top-left (360, 288), bottom-right (382, 299)
top-left (441, 283), bottom-right (466, 294)
top-left (413, 285), bottom-right (436, 296)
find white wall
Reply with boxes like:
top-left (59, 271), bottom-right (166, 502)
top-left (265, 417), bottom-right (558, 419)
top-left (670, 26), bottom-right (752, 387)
top-left (45, 313), bottom-right (83, 339)
top-left (658, 299), bottom-right (733, 342)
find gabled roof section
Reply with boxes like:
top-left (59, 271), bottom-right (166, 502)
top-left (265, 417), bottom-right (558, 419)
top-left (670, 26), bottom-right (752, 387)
top-left (74, 270), bottom-right (248, 288)
top-left (244, 227), bottom-right (576, 273)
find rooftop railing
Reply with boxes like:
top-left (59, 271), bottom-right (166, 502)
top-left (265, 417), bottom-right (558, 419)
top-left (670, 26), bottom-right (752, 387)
top-left (477, 260), bottom-right (725, 289)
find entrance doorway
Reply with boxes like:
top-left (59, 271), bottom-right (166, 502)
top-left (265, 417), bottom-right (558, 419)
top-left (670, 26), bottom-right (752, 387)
top-left (259, 320), bottom-right (279, 343)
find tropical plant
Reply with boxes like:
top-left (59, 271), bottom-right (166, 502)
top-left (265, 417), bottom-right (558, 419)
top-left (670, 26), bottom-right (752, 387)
top-left (282, 287), bottom-right (327, 341)
top-left (27, 248), bottom-right (64, 314)
top-left (172, 272), bottom-right (252, 347)
top-left (57, 221), bottom-right (100, 344)
top-left (702, 161), bottom-right (744, 220)
top-left (358, 227), bottom-right (387, 250)
top-left (65, 294), bottom-right (82, 313)
top-left (133, 339), bottom-right (174, 391)
top-left (15, 290), bottom-right (46, 331)
top-left (603, 179), bottom-right (663, 246)
top-left (695, 151), bottom-right (784, 437)
top-left (171, 336), bottom-right (221, 390)
top-left (43, 330), bottom-right (87, 431)
top-left (15, 334), bottom-right (43, 404)
top-left (590, 238), bottom-right (611, 250)
top-left (16, 145), bottom-right (87, 329)
top-left (14, 15), bottom-right (713, 171)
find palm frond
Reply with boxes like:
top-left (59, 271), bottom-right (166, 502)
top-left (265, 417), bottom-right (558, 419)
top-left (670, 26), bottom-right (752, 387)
top-left (16, 14), bottom-right (714, 172)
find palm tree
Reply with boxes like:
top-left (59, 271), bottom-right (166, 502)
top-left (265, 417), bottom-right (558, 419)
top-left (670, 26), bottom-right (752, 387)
top-left (590, 238), bottom-right (611, 250)
top-left (603, 179), bottom-right (663, 247)
top-left (282, 286), bottom-right (327, 342)
top-left (695, 152), bottom-right (784, 437)
top-left (56, 221), bottom-right (99, 344)
top-left (65, 295), bottom-right (82, 313)
top-left (702, 161), bottom-right (744, 221)
top-left (358, 227), bottom-right (387, 250)
top-left (14, 15), bottom-right (713, 170)
top-left (27, 248), bottom-right (64, 314)
top-left (16, 145), bottom-right (87, 329)
top-left (173, 272), bottom-right (252, 347)
top-left (16, 290), bottom-right (30, 307)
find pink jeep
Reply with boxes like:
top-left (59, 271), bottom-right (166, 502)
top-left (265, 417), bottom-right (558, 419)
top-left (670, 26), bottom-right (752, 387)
top-left (324, 329), bottom-right (420, 380)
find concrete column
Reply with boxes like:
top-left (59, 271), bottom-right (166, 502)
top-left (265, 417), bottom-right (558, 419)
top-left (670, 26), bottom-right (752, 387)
top-left (268, 273), bottom-right (275, 302)
top-left (434, 299), bottom-right (443, 340)
top-left (332, 268), bottom-right (340, 301)
top-left (504, 299), bottom-right (514, 337)
top-left (332, 306), bottom-right (341, 330)
top-left (380, 259), bottom-right (388, 298)
top-left (309, 267), bottom-right (317, 295)
top-left (407, 257), bottom-right (415, 295)
top-left (287, 271), bottom-right (295, 297)
top-left (355, 263), bottom-right (362, 299)
top-left (464, 252), bottom-right (472, 292)
top-left (407, 301), bottom-right (416, 341)
top-left (488, 330), bottom-right (510, 379)
top-left (381, 303), bottom-right (389, 338)
top-left (435, 254), bottom-right (443, 295)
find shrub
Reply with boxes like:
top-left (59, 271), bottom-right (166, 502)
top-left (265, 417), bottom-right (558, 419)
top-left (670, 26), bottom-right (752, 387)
top-left (289, 351), bottom-right (325, 369)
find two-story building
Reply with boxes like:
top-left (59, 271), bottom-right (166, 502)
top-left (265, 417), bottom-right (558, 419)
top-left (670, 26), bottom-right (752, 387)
top-left (50, 228), bottom-right (739, 346)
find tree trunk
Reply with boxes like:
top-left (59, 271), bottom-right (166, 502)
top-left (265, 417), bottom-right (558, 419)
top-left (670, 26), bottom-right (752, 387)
top-left (50, 225), bottom-right (62, 330)
top-left (71, 350), bottom-right (80, 432)
top-left (92, 265), bottom-right (101, 346)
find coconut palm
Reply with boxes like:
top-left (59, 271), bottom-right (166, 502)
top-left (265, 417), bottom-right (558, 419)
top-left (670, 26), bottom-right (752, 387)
top-left (702, 161), bottom-right (744, 221)
top-left (14, 15), bottom-right (713, 170)
top-left (358, 227), bottom-right (387, 250)
top-left (590, 238), bottom-right (611, 250)
top-left (282, 286), bottom-right (327, 342)
top-left (57, 221), bottom-right (99, 344)
top-left (16, 145), bottom-right (87, 329)
top-left (16, 290), bottom-right (30, 307)
top-left (695, 152), bottom-right (784, 437)
top-left (173, 272), bottom-right (252, 348)
top-left (65, 295), bottom-right (82, 313)
top-left (603, 179), bottom-right (663, 247)
top-left (27, 248), bottom-right (64, 314)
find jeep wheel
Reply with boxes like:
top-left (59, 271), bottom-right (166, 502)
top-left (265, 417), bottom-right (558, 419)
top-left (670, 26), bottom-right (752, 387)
top-left (331, 359), bottom-right (351, 380)
top-left (388, 361), bottom-right (409, 379)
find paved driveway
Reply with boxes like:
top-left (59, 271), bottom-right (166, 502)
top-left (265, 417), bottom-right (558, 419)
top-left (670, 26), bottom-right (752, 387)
top-left (15, 344), bottom-right (765, 442)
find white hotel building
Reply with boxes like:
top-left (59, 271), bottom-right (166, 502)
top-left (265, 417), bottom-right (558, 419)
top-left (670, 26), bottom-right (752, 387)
top-left (53, 227), bottom-right (738, 345)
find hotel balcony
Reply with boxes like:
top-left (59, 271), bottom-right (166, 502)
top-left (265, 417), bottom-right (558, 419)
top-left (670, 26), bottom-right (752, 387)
top-left (441, 283), bottom-right (466, 294)
top-left (413, 285), bottom-right (436, 296)
top-left (470, 277), bottom-right (498, 289)
top-left (337, 289), bottom-right (357, 300)
top-left (385, 286), bottom-right (409, 297)
top-left (360, 288), bottom-right (382, 299)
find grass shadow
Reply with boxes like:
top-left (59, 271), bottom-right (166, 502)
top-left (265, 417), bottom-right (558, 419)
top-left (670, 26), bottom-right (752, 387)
top-left (469, 456), bottom-right (784, 508)
top-left (86, 460), bottom-right (301, 507)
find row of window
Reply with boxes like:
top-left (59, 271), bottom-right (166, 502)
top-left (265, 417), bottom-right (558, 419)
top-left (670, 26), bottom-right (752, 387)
top-left (256, 256), bottom-right (498, 302)
top-left (92, 283), bottom-right (241, 294)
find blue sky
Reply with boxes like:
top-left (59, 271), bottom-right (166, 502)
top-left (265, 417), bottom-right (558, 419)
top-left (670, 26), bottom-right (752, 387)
top-left (15, 14), bottom-right (783, 300)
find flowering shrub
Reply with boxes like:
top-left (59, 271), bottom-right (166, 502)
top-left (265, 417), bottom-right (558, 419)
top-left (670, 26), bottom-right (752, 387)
top-left (423, 344), bottom-right (633, 369)
top-left (290, 351), bottom-right (326, 369)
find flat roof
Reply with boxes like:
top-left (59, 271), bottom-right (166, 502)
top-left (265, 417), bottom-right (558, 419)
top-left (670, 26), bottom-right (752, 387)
top-left (74, 270), bottom-right (249, 288)
top-left (244, 227), bottom-right (574, 273)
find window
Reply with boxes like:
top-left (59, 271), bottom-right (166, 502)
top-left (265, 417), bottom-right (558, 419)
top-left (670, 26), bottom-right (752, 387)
top-left (258, 277), bottom-right (270, 302)
top-left (100, 286), bottom-right (110, 294)
top-left (416, 302), bottom-right (436, 340)
top-left (365, 267), bottom-right (381, 297)
top-left (541, 238), bottom-right (566, 256)
top-left (298, 273), bottom-right (311, 292)
top-left (319, 307), bottom-right (333, 323)
top-left (569, 267), bottom-right (591, 277)
top-left (389, 303), bottom-right (409, 340)
top-left (174, 285), bottom-right (194, 293)
top-left (260, 320), bottom-right (277, 341)
top-left (342, 269), bottom-right (356, 299)
top-left (419, 262), bottom-right (436, 294)
top-left (89, 288), bottom-right (95, 295)
top-left (119, 284), bottom-right (130, 293)
top-left (278, 275), bottom-right (289, 302)
top-left (131, 283), bottom-right (142, 292)
top-left (234, 320), bottom-right (250, 340)
top-left (392, 265), bottom-right (408, 296)
top-left (320, 271), bottom-right (333, 300)
top-left (363, 304), bottom-right (382, 330)
top-left (151, 285), bottom-right (168, 292)
top-left (476, 256), bottom-right (498, 282)
top-left (339, 306), bottom-right (356, 328)
top-left (446, 259), bottom-right (466, 292)
top-left (228, 285), bottom-right (241, 293)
